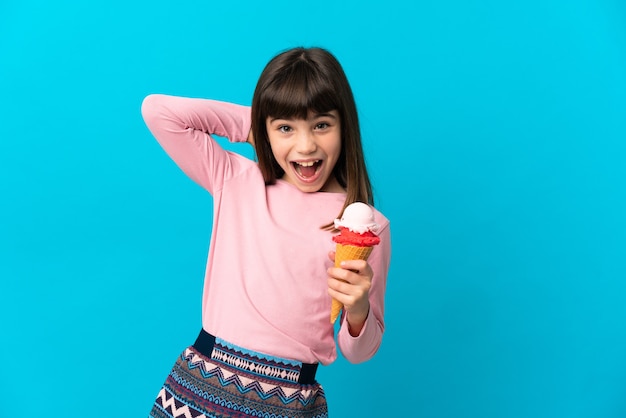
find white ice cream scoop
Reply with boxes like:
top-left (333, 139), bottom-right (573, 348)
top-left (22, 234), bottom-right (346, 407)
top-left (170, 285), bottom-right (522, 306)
top-left (334, 202), bottom-right (379, 234)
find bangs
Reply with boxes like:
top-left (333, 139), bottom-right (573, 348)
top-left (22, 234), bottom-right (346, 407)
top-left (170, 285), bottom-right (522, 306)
top-left (260, 61), bottom-right (339, 120)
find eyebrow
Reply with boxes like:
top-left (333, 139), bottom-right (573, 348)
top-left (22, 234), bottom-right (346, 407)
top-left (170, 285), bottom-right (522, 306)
top-left (269, 112), bottom-right (338, 123)
top-left (314, 112), bottom-right (338, 120)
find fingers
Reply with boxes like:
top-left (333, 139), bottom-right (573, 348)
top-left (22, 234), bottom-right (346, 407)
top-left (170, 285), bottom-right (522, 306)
top-left (327, 284), bottom-right (359, 308)
top-left (329, 259), bottom-right (371, 281)
top-left (327, 278), bottom-right (368, 306)
top-left (327, 260), bottom-right (372, 294)
top-left (327, 258), bottom-right (372, 332)
top-left (327, 272), bottom-right (371, 322)
top-left (247, 129), bottom-right (255, 147)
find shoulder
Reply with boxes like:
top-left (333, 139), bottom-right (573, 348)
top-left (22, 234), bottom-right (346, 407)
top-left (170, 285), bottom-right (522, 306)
top-left (372, 206), bottom-right (390, 232)
top-left (224, 153), bottom-right (263, 181)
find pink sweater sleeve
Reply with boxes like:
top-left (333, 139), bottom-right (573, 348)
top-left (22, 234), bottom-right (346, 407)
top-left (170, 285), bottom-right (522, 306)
top-left (141, 94), bottom-right (252, 194)
top-left (337, 220), bottom-right (392, 363)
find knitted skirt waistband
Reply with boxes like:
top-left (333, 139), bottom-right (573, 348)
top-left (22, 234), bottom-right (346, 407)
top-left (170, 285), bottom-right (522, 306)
top-left (192, 328), bottom-right (319, 385)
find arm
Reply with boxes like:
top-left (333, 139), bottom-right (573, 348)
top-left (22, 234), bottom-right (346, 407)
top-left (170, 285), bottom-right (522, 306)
top-left (335, 222), bottom-right (391, 364)
top-left (141, 94), bottom-right (252, 194)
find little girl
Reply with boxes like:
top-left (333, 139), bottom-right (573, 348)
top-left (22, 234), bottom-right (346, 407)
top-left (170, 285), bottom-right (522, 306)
top-left (142, 46), bottom-right (391, 418)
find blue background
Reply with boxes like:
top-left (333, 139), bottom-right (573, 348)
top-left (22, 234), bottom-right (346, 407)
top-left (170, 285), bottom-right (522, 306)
top-left (2, 0), bottom-right (626, 417)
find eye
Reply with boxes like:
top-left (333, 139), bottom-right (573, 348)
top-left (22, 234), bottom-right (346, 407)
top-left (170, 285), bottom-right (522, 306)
top-left (278, 125), bottom-right (292, 133)
top-left (315, 122), bottom-right (330, 130)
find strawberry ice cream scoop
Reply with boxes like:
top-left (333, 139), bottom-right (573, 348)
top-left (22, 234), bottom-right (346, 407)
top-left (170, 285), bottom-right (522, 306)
top-left (332, 227), bottom-right (380, 246)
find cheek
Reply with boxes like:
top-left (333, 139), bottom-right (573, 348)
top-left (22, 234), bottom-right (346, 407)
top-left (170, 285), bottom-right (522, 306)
top-left (329, 136), bottom-right (342, 160)
top-left (266, 134), bottom-right (280, 154)
top-left (268, 140), bottom-right (287, 163)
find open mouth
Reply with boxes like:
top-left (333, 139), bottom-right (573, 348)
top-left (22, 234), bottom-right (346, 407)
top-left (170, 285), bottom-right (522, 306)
top-left (292, 160), bottom-right (322, 181)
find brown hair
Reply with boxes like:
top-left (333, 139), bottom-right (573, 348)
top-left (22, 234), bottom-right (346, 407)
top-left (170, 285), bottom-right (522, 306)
top-left (251, 47), bottom-right (374, 228)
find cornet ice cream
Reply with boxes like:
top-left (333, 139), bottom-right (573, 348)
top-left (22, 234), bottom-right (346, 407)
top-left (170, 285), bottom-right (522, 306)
top-left (330, 202), bottom-right (380, 324)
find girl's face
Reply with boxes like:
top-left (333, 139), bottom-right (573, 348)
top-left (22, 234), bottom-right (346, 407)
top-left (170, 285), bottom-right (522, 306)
top-left (266, 110), bottom-right (344, 193)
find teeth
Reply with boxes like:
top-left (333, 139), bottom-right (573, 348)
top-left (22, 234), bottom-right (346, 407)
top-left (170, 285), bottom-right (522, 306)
top-left (295, 160), bottom-right (319, 167)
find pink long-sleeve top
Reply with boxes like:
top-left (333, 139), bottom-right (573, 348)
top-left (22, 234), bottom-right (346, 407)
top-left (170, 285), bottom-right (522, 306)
top-left (141, 94), bottom-right (391, 365)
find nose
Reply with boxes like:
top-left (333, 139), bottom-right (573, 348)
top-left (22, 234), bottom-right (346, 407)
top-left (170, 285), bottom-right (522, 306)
top-left (295, 131), bottom-right (316, 154)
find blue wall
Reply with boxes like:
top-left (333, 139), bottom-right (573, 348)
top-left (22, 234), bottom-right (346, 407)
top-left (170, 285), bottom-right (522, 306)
top-left (2, 1), bottom-right (625, 417)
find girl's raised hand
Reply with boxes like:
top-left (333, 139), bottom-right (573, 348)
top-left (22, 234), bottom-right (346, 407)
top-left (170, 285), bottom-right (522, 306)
top-left (327, 251), bottom-right (373, 336)
top-left (247, 128), bottom-right (255, 148)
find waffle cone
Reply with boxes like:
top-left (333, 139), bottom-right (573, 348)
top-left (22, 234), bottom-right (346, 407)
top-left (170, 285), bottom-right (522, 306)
top-left (330, 243), bottom-right (374, 324)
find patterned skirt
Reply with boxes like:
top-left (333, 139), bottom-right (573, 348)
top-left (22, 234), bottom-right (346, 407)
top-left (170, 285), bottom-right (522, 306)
top-left (149, 329), bottom-right (328, 418)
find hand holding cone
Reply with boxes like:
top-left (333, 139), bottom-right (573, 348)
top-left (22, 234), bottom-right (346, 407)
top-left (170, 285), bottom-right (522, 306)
top-left (330, 202), bottom-right (380, 324)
